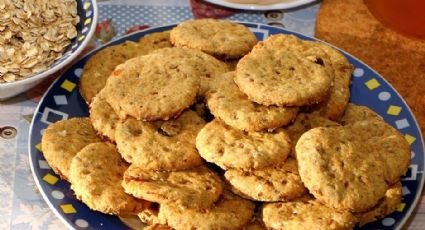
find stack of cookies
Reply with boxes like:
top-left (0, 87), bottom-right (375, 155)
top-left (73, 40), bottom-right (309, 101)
top-left (40, 19), bottom-right (411, 230)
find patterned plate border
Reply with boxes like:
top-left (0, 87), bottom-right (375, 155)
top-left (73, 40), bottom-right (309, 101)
top-left (29, 23), bottom-right (425, 230)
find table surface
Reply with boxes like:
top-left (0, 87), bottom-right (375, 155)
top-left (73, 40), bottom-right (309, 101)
top-left (0, 0), bottom-right (423, 229)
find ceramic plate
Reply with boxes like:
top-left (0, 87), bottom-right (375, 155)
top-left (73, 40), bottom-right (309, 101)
top-left (204, 0), bottom-right (316, 10)
top-left (29, 23), bottom-right (424, 230)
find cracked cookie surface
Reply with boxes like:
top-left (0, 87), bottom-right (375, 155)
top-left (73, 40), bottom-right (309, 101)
top-left (235, 34), bottom-right (332, 106)
top-left (224, 158), bottom-right (307, 201)
top-left (123, 165), bottom-right (223, 210)
top-left (196, 119), bottom-right (291, 170)
top-left (207, 72), bottom-right (298, 132)
top-left (115, 110), bottom-right (205, 171)
top-left (170, 19), bottom-right (257, 59)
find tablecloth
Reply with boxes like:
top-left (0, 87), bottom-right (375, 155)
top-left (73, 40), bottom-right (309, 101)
top-left (0, 0), bottom-right (423, 229)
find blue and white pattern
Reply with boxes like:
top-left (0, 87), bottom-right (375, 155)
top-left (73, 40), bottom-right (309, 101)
top-left (28, 23), bottom-right (424, 230)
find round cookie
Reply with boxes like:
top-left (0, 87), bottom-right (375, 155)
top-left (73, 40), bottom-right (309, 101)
top-left (341, 104), bottom-right (411, 184)
top-left (206, 72), bottom-right (299, 132)
top-left (115, 110), bottom-right (205, 171)
top-left (285, 113), bottom-right (340, 157)
top-left (41, 117), bottom-right (101, 180)
top-left (138, 31), bottom-right (173, 51)
top-left (224, 158), bottom-right (307, 202)
top-left (158, 191), bottom-right (255, 230)
top-left (123, 165), bottom-right (223, 210)
top-left (79, 41), bottom-right (147, 103)
top-left (170, 19), bottom-right (257, 59)
top-left (142, 41), bottom-right (229, 97)
top-left (305, 41), bottom-right (354, 120)
top-left (103, 47), bottom-right (227, 121)
top-left (296, 126), bottom-right (389, 212)
top-left (355, 182), bottom-right (402, 227)
top-left (354, 123), bottom-right (410, 185)
top-left (89, 89), bottom-right (119, 141)
top-left (196, 119), bottom-right (291, 170)
top-left (144, 48), bottom-right (229, 98)
top-left (235, 34), bottom-right (332, 106)
top-left (261, 196), bottom-right (357, 230)
top-left (152, 48), bottom-right (229, 97)
top-left (103, 48), bottom-right (201, 121)
top-left (69, 142), bottom-right (149, 215)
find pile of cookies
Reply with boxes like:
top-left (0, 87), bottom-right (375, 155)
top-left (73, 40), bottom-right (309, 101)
top-left (41, 19), bottom-right (411, 230)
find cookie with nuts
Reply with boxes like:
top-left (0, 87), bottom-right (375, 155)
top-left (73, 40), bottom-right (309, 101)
top-left (115, 110), bottom-right (205, 171)
top-left (196, 119), bottom-right (291, 170)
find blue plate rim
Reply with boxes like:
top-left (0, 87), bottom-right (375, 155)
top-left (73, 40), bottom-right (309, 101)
top-left (28, 21), bottom-right (425, 230)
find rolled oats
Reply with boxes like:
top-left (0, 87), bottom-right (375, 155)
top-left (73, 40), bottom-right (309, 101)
top-left (0, 0), bottom-right (80, 83)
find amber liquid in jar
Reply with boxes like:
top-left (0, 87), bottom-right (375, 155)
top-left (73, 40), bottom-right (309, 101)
top-left (365, 0), bottom-right (425, 39)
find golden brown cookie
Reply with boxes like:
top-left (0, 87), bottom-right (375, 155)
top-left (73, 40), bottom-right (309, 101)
top-left (296, 126), bottom-right (389, 212)
top-left (305, 41), bottom-right (354, 120)
top-left (103, 48), bottom-right (203, 121)
top-left (170, 19), bottom-right (257, 59)
top-left (340, 103), bottom-right (383, 124)
top-left (196, 119), bottom-right (291, 170)
top-left (135, 47), bottom-right (228, 99)
top-left (79, 41), bottom-right (147, 103)
top-left (235, 34), bottom-right (332, 106)
top-left (224, 158), bottom-right (307, 202)
top-left (159, 191), bottom-right (255, 230)
top-left (123, 165), bottom-right (223, 210)
top-left (167, 49), bottom-right (229, 97)
top-left (206, 72), bottom-right (299, 132)
top-left (147, 48), bottom-right (228, 98)
top-left (138, 31), bottom-right (173, 51)
top-left (285, 113), bottom-right (340, 157)
top-left (341, 104), bottom-right (411, 184)
top-left (89, 89), bottom-right (119, 141)
top-left (69, 142), bottom-right (149, 215)
top-left (115, 110), bottom-right (205, 171)
top-left (261, 196), bottom-right (357, 230)
top-left (41, 117), bottom-right (101, 180)
top-left (355, 182), bottom-right (402, 227)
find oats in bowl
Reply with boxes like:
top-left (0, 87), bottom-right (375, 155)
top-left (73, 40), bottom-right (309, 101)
top-left (0, 0), bottom-right (80, 83)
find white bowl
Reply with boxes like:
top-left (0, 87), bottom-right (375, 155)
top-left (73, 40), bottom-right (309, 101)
top-left (204, 0), bottom-right (316, 10)
top-left (0, 0), bottom-right (98, 101)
